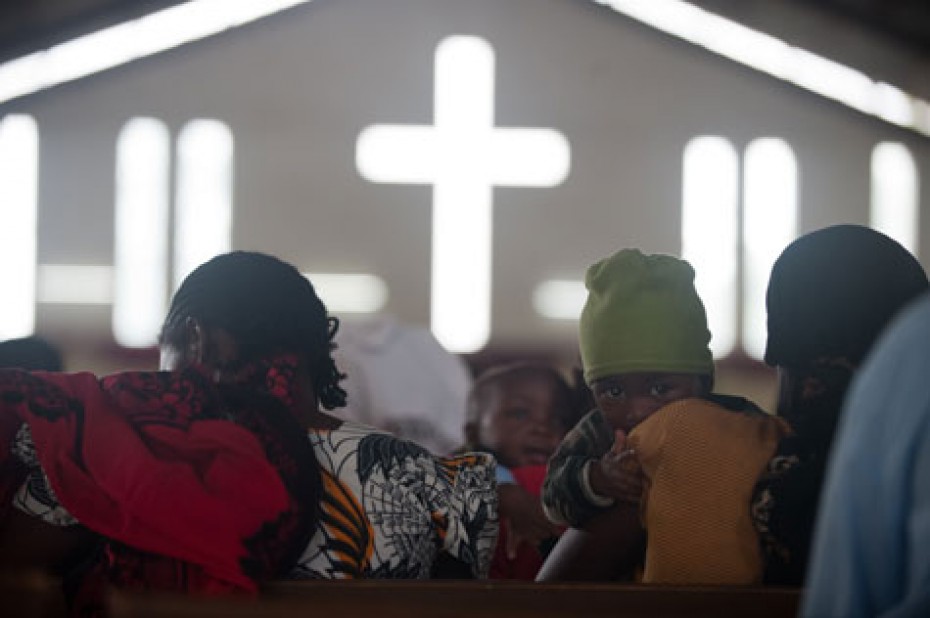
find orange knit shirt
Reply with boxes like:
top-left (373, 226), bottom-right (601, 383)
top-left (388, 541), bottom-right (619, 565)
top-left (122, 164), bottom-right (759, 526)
top-left (628, 398), bottom-right (789, 584)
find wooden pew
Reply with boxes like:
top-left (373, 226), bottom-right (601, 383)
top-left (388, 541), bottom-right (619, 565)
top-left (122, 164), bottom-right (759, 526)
top-left (109, 581), bottom-right (802, 618)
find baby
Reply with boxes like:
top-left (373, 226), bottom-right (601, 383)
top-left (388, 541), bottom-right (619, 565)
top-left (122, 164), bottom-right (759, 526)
top-left (465, 362), bottom-right (576, 579)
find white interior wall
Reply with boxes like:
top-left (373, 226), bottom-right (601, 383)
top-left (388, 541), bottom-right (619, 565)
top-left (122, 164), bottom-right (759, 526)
top-left (2, 0), bottom-right (927, 391)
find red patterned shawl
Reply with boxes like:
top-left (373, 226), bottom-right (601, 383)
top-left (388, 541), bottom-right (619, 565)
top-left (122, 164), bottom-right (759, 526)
top-left (0, 356), bottom-right (319, 601)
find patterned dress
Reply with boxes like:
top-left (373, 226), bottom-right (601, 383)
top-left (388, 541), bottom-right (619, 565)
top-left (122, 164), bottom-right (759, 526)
top-left (11, 418), bottom-right (497, 581)
top-left (292, 421), bottom-right (498, 579)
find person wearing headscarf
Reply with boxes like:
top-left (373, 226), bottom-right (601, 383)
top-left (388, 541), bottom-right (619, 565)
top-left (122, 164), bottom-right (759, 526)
top-left (751, 225), bottom-right (929, 585)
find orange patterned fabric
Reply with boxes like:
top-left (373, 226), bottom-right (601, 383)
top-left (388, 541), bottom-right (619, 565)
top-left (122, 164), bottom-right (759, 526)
top-left (316, 469), bottom-right (374, 575)
top-left (629, 398), bottom-right (789, 584)
top-left (293, 422), bottom-right (498, 578)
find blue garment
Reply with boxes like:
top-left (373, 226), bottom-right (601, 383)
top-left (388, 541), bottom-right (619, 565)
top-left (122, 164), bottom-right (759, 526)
top-left (803, 294), bottom-right (930, 617)
top-left (495, 463), bottom-right (515, 485)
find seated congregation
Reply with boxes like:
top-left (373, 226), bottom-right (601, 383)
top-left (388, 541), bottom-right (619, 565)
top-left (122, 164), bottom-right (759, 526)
top-left (1, 224), bottom-right (928, 617)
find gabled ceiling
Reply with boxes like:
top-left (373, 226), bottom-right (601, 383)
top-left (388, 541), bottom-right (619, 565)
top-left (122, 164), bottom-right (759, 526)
top-left (0, 0), bottom-right (185, 62)
top-left (799, 0), bottom-right (930, 53)
top-left (0, 0), bottom-right (928, 97)
top-left (688, 0), bottom-right (930, 97)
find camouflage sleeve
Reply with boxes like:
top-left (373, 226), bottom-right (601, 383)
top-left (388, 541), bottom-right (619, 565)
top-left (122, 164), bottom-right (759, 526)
top-left (541, 409), bottom-right (615, 527)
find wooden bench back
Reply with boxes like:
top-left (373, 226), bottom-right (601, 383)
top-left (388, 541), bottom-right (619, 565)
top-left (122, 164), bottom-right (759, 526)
top-left (109, 580), bottom-right (802, 618)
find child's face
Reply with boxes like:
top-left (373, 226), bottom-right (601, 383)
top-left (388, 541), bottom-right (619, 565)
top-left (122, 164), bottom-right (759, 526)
top-left (475, 375), bottom-right (568, 468)
top-left (591, 372), bottom-right (704, 433)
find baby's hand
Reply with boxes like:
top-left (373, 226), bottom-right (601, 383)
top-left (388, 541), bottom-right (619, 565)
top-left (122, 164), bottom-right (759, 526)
top-left (588, 430), bottom-right (643, 504)
top-left (498, 484), bottom-right (561, 559)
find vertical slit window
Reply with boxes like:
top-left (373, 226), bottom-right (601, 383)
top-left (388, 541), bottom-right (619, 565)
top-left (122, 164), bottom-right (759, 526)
top-left (113, 118), bottom-right (170, 348)
top-left (871, 142), bottom-right (918, 256)
top-left (174, 119), bottom-right (233, 288)
top-left (742, 138), bottom-right (798, 360)
top-left (681, 136), bottom-right (739, 358)
top-left (0, 114), bottom-right (38, 338)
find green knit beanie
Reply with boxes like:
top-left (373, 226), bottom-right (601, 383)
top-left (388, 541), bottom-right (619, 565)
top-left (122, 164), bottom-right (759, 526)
top-left (579, 249), bottom-right (714, 385)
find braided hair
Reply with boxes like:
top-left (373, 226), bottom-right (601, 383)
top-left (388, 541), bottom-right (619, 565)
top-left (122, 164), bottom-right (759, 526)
top-left (160, 251), bottom-right (347, 410)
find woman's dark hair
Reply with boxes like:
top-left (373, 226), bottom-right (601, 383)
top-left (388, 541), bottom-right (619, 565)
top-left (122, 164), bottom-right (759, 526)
top-left (159, 251), bottom-right (347, 409)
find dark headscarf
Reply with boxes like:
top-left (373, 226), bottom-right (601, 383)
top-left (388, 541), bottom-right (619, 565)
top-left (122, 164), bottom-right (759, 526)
top-left (0, 336), bottom-right (63, 371)
top-left (765, 225), bottom-right (929, 368)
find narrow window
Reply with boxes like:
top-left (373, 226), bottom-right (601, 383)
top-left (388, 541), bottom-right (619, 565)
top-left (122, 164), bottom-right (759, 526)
top-left (174, 119), bottom-right (233, 288)
top-left (0, 114), bottom-right (38, 338)
top-left (303, 273), bottom-right (388, 313)
top-left (681, 136), bottom-right (739, 358)
top-left (871, 142), bottom-right (918, 256)
top-left (742, 138), bottom-right (798, 360)
top-left (113, 117), bottom-right (170, 348)
top-left (532, 279), bottom-right (587, 320)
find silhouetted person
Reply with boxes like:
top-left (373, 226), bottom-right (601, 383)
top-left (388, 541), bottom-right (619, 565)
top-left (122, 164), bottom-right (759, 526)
top-left (0, 336), bottom-right (63, 371)
top-left (752, 225), bottom-right (929, 585)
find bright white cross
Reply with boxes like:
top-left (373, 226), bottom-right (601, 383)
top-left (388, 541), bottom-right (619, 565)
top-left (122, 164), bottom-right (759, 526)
top-left (356, 35), bottom-right (570, 353)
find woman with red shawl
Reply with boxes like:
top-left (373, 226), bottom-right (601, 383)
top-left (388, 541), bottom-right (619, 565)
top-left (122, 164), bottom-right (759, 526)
top-left (0, 251), bottom-right (341, 614)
